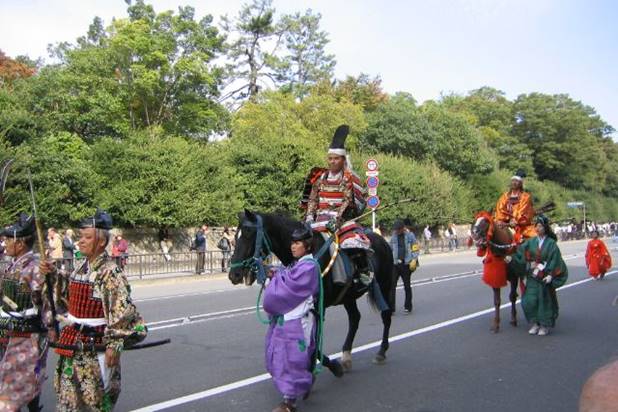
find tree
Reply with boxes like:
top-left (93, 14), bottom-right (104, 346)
top-left (312, 73), bottom-right (389, 112)
top-left (512, 93), bottom-right (611, 191)
top-left (37, 1), bottom-right (227, 139)
top-left (90, 129), bottom-right (243, 227)
top-left (276, 9), bottom-right (336, 99)
top-left (220, 0), bottom-right (284, 102)
top-left (360, 95), bottom-right (496, 178)
top-left (0, 50), bottom-right (36, 88)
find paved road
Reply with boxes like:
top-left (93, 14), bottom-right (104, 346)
top-left (37, 240), bottom-right (618, 411)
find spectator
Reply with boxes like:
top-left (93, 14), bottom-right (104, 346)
top-left (390, 219), bottom-right (419, 313)
top-left (62, 228), bottom-right (76, 271)
top-left (0, 235), bottom-right (5, 261)
top-left (423, 225), bottom-right (432, 254)
top-left (47, 227), bottom-right (63, 267)
top-left (111, 234), bottom-right (129, 269)
top-left (217, 226), bottom-right (234, 272)
top-left (194, 225), bottom-right (208, 274)
top-left (159, 227), bottom-right (172, 262)
top-left (447, 223), bottom-right (458, 251)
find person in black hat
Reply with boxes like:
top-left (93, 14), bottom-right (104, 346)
top-left (304, 125), bottom-right (371, 285)
top-left (389, 219), bottom-right (419, 313)
top-left (40, 209), bottom-right (147, 411)
top-left (263, 225), bottom-right (320, 412)
top-left (0, 213), bottom-right (48, 412)
top-left (495, 169), bottom-right (536, 241)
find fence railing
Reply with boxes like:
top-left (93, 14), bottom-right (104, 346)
top-left (0, 250), bottom-right (234, 280)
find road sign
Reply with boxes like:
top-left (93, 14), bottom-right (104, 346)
top-left (368, 188), bottom-right (378, 196)
top-left (367, 195), bottom-right (380, 209)
top-left (366, 176), bottom-right (380, 188)
top-left (365, 171), bottom-right (379, 177)
top-left (567, 201), bottom-right (584, 208)
top-left (366, 159), bottom-right (379, 172)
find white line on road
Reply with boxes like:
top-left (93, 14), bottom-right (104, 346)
top-left (131, 268), bottom-right (615, 412)
top-left (143, 253), bottom-right (586, 330)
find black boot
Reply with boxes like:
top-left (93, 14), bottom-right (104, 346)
top-left (27, 396), bottom-right (42, 412)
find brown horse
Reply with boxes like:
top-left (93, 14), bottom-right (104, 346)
top-left (470, 202), bottom-right (555, 333)
top-left (470, 212), bottom-right (521, 332)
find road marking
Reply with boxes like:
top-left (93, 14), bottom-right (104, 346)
top-left (131, 269), bottom-right (615, 412)
top-left (144, 252), bottom-right (588, 329)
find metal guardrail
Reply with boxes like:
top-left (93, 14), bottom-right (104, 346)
top-left (0, 250), bottom-right (234, 280)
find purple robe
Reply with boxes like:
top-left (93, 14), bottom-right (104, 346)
top-left (263, 255), bottom-right (319, 399)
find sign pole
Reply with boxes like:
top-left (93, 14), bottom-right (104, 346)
top-left (372, 209), bottom-right (376, 232)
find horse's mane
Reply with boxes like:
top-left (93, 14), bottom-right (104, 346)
top-left (260, 211), bottom-right (305, 235)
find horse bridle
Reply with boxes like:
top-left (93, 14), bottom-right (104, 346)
top-left (229, 214), bottom-right (273, 285)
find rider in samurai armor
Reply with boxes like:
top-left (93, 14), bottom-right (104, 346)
top-left (0, 213), bottom-right (48, 412)
top-left (302, 125), bottom-right (371, 285)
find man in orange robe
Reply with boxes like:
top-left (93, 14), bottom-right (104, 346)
top-left (495, 169), bottom-right (536, 242)
top-left (586, 230), bottom-right (612, 279)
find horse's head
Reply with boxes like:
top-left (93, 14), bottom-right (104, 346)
top-left (229, 210), bottom-right (262, 286)
top-left (470, 212), bottom-right (492, 248)
top-left (470, 211), bottom-right (515, 256)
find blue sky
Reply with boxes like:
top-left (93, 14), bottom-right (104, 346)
top-left (1, 0), bottom-right (617, 133)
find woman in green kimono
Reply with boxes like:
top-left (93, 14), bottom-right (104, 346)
top-left (520, 215), bottom-right (568, 336)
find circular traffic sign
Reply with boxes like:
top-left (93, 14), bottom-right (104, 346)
top-left (367, 195), bottom-right (380, 209)
top-left (366, 158), bottom-right (379, 172)
top-left (366, 176), bottom-right (380, 188)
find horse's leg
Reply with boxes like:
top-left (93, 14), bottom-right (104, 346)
top-left (317, 352), bottom-right (343, 378)
top-left (341, 299), bottom-right (361, 371)
top-left (373, 308), bottom-right (392, 364)
top-left (509, 277), bottom-right (518, 326)
top-left (491, 288), bottom-right (501, 333)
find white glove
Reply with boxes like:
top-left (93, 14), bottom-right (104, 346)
top-left (397, 259), bottom-right (403, 264)
top-left (542, 275), bottom-right (552, 284)
top-left (305, 215), bottom-right (314, 224)
top-left (504, 256), bottom-right (512, 264)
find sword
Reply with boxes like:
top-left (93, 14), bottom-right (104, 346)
top-left (0, 158), bottom-right (14, 206)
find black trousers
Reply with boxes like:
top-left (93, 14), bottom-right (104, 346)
top-left (196, 252), bottom-right (205, 274)
top-left (392, 263), bottom-right (413, 311)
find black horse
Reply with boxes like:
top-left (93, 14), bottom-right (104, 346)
top-left (228, 210), bottom-right (394, 373)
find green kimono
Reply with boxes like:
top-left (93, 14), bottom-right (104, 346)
top-left (520, 236), bottom-right (568, 327)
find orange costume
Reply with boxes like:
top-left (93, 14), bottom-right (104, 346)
top-left (585, 239), bottom-right (612, 278)
top-left (494, 190), bottom-right (536, 240)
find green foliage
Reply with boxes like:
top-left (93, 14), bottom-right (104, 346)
top-left (512, 93), bottom-right (612, 192)
top-left (360, 96), bottom-right (496, 178)
top-left (358, 153), bottom-right (475, 226)
top-left (90, 129), bottom-right (243, 227)
top-left (0, 133), bottom-right (99, 226)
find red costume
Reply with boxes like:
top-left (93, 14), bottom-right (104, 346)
top-left (585, 239), bottom-right (612, 278)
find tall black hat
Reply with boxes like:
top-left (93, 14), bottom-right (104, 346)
top-left (511, 169), bottom-right (527, 181)
top-left (328, 125), bottom-right (349, 156)
top-left (403, 218), bottom-right (413, 227)
top-left (79, 208), bottom-right (113, 230)
top-left (0, 212), bottom-right (35, 238)
top-left (291, 226), bottom-right (313, 242)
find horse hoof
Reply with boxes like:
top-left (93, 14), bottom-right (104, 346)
top-left (328, 360), bottom-right (344, 378)
top-left (341, 351), bottom-right (353, 371)
top-left (491, 326), bottom-right (500, 333)
top-left (510, 320), bottom-right (518, 327)
top-left (372, 354), bottom-right (386, 365)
